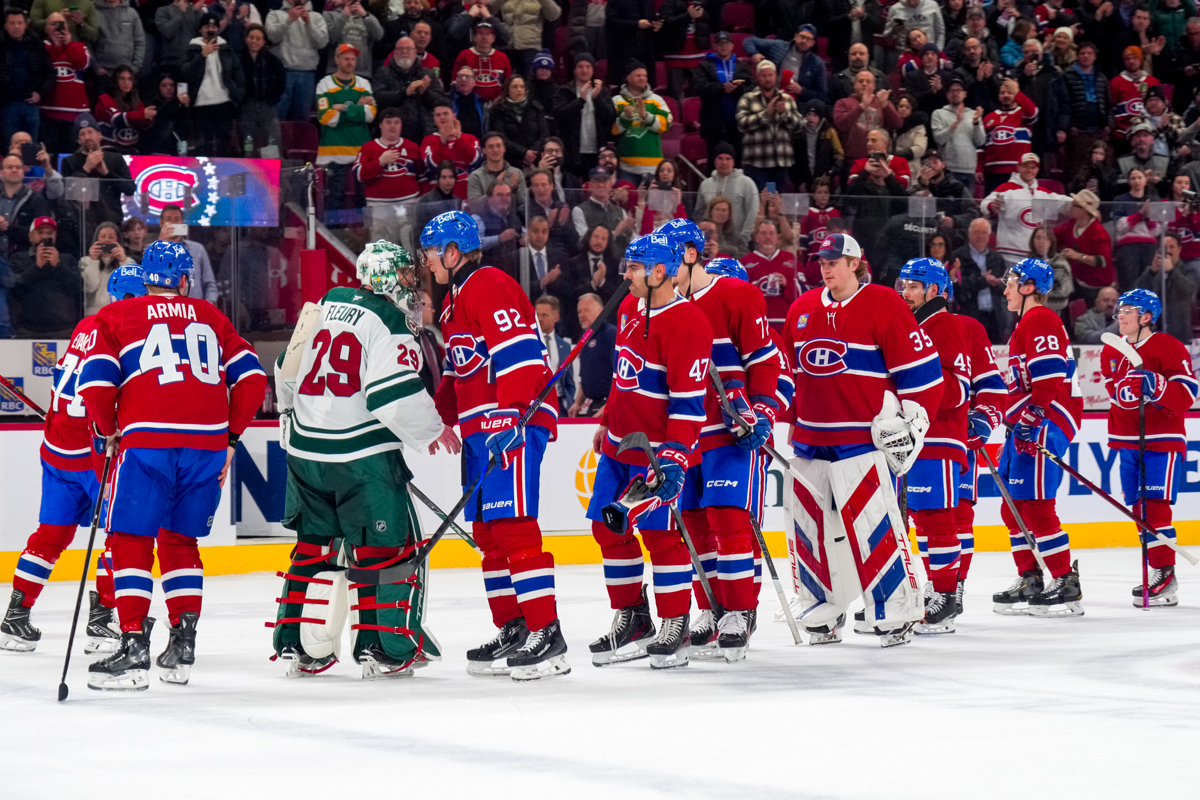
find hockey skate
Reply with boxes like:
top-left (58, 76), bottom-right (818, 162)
top-left (851, 609), bottom-right (909, 644)
top-left (993, 570), bottom-right (1044, 616)
top-left (157, 612), bottom-right (198, 685)
top-left (466, 616), bottom-right (529, 677)
top-left (687, 606), bottom-right (723, 660)
top-left (717, 609), bottom-right (755, 663)
top-left (851, 609), bottom-right (870, 636)
top-left (807, 614), bottom-right (845, 645)
top-left (278, 644), bottom-right (338, 677)
top-left (508, 619), bottom-right (571, 682)
top-left (84, 591), bottom-right (121, 655)
top-left (914, 590), bottom-right (957, 635)
top-left (88, 618), bottom-right (154, 691)
top-left (590, 587), bottom-right (656, 666)
top-left (0, 590), bottom-right (40, 652)
top-left (1029, 561), bottom-right (1084, 617)
top-left (956, 578), bottom-right (965, 617)
top-left (1132, 566), bottom-right (1178, 608)
top-left (646, 614), bottom-right (690, 669)
top-left (358, 644), bottom-right (418, 679)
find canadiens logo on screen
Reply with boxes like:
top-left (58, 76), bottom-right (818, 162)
top-left (798, 338), bottom-right (849, 377)
top-left (614, 346), bottom-right (645, 390)
top-left (446, 334), bottom-right (487, 376)
top-left (137, 166), bottom-right (200, 216)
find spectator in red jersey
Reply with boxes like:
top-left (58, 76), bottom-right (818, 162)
top-left (847, 127), bottom-right (912, 188)
top-left (354, 107), bottom-right (422, 245)
top-left (833, 70), bottom-right (902, 163)
top-left (93, 66), bottom-right (154, 154)
top-left (452, 19), bottom-right (511, 103)
top-left (797, 176), bottom-right (838, 282)
top-left (742, 218), bottom-right (801, 330)
top-left (1166, 175), bottom-right (1200, 272)
top-left (981, 78), bottom-right (1038, 194)
top-left (1110, 45), bottom-right (1160, 146)
top-left (658, 0), bottom-right (711, 108)
top-left (1054, 188), bottom-right (1114, 304)
top-left (39, 12), bottom-right (91, 156)
top-left (420, 100), bottom-right (482, 199)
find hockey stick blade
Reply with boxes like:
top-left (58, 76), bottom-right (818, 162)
top-left (1100, 332), bottom-right (1144, 369)
top-left (0, 373), bottom-right (47, 420)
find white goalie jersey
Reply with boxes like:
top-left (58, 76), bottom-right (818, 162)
top-left (274, 286), bottom-right (443, 463)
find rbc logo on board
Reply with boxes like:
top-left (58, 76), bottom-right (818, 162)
top-left (0, 376), bottom-right (25, 413)
top-left (614, 346), bottom-right (645, 391)
top-left (446, 334), bottom-right (486, 377)
top-left (32, 342), bottom-right (56, 377)
top-left (798, 338), bottom-right (849, 377)
top-left (137, 166), bottom-right (199, 215)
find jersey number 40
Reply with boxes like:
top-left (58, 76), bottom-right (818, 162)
top-left (139, 322), bottom-right (223, 386)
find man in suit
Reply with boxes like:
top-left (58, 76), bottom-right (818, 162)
top-left (534, 295), bottom-right (576, 416)
top-left (521, 214), bottom-right (571, 302)
top-left (568, 292), bottom-right (615, 417)
top-left (953, 216), bottom-right (1011, 343)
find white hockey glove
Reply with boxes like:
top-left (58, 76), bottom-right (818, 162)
top-left (279, 409), bottom-right (293, 454)
top-left (870, 391), bottom-right (930, 476)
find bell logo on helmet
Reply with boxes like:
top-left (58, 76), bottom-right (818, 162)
top-left (798, 338), bottom-right (849, 377)
top-left (614, 346), bottom-right (645, 390)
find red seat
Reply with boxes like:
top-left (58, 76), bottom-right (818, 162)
top-left (655, 61), bottom-right (668, 92)
top-left (1039, 178), bottom-right (1066, 194)
top-left (888, 72), bottom-right (901, 92)
top-left (1068, 298), bottom-right (1088, 328)
top-left (680, 132), bottom-right (707, 170)
top-left (682, 96), bottom-right (701, 131)
top-left (731, 32), bottom-right (750, 57)
top-left (661, 136), bottom-right (682, 161)
top-left (664, 96), bottom-right (681, 126)
top-left (594, 58), bottom-right (608, 85)
top-left (1163, 84), bottom-right (1174, 106)
top-left (280, 120), bottom-right (318, 163)
top-left (721, 2), bottom-right (755, 33)
top-left (553, 27), bottom-right (570, 83)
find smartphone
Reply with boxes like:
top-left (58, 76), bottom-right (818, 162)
top-left (170, 223), bottom-right (189, 238)
top-left (19, 142), bottom-right (36, 167)
top-left (764, 182), bottom-right (776, 194)
top-left (870, 152), bottom-right (886, 162)
top-left (654, 179), bottom-right (672, 191)
top-left (100, 242), bottom-right (116, 254)
top-left (177, 82), bottom-right (188, 97)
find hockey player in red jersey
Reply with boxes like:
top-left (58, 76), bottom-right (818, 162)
top-left (1101, 290), bottom-right (1199, 607)
top-left (0, 266), bottom-right (146, 655)
top-left (991, 258), bottom-right (1084, 617)
top-left (587, 232), bottom-right (714, 670)
top-left (781, 233), bottom-right (943, 647)
top-left (78, 242), bottom-right (267, 690)
top-left (423, 210), bottom-right (569, 681)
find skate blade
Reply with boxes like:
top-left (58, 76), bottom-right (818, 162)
top-left (282, 655), bottom-right (338, 678)
top-left (360, 655), bottom-right (416, 680)
top-left (687, 640), bottom-right (723, 660)
top-left (992, 602), bottom-right (1034, 616)
top-left (1132, 594), bottom-right (1179, 608)
top-left (878, 624), bottom-right (914, 648)
top-left (510, 655), bottom-right (571, 682)
top-left (87, 668), bottom-right (149, 691)
top-left (159, 664), bottom-right (191, 685)
top-left (590, 639), bottom-right (651, 667)
top-left (720, 645), bottom-right (748, 663)
top-left (913, 621), bottom-right (956, 636)
top-left (0, 633), bottom-right (37, 652)
top-left (84, 636), bottom-right (120, 655)
top-left (648, 650), bottom-right (689, 670)
top-left (807, 630), bottom-right (842, 645)
top-left (466, 658), bottom-right (513, 677)
top-left (1028, 602), bottom-right (1084, 618)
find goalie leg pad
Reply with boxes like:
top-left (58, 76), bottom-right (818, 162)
top-left (271, 533), bottom-right (346, 662)
top-left (473, 521), bottom-right (522, 628)
top-left (954, 501), bottom-right (976, 580)
top-left (828, 452), bottom-right (923, 630)
top-left (682, 507), bottom-right (719, 611)
top-left (591, 520), bottom-right (646, 609)
top-left (784, 457), bottom-right (856, 628)
top-left (642, 528), bottom-right (693, 619)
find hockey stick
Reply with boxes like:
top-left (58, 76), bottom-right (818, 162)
top-left (348, 278), bottom-right (633, 585)
top-left (703, 363), bottom-right (802, 643)
top-left (0, 373), bottom-right (47, 419)
top-left (616, 432), bottom-right (719, 612)
top-left (978, 446), bottom-right (1050, 574)
top-left (407, 482), bottom-right (480, 552)
top-left (58, 442), bottom-right (116, 702)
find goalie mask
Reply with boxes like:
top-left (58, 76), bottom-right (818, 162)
top-left (356, 241), bottom-right (422, 332)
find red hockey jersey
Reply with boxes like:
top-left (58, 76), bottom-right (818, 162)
top-left (742, 249), bottom-right (800, 330)
top-left (915, 301), bottom-right (971, 465)
top-left (353, 137), bottom-right (423, 201)
top-left (982, 91), bottom-right (1037, 174)
top-left (769, 327), bottom-right (795, 432)
top-left (689, 276), bottom-right (780, 452)
top-left (1002, 305), bottom-right (1082, 440)
top-left (1101, 332), bottom-right (1198, 453)
top-left (42, 316), bottom-right (100, 472)
top-left (42, 41), bottom-right (91, 121)
top-left (420, 132), bottom-right (482, 199)
top-left (451, 47), bottom-right (511, 103)
top-left (78, 295), bottom-right (267, 450)
top-left (781, 283), bottom-right (944, 451)
top-left (799, 206), bottom-right (840, 286)
top-left (961, 313), bottom-right (1007, 413)
top-left (597, 293), bottom-right (713, 465)
top-left (849, 155), bottom-right (911, 188)
top-left (433, 265), bottom-right (558, 439)
top-left (1110, 71), bottom-right (1159, 140)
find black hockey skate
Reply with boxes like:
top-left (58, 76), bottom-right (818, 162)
top-left (1029, 561), bottom-right (1084, 617)
top-left (687, 604), bottom-right (723, 660)
top-left (646, 614), bottom-right (690, 669)
top-left (84, 591), bottom-right (121, 655)
top-left (0, 590), bottom-right (40, 652)
top-left (278, 644), bottom-right (338, 677)
top-left (358, 643), bottom-right (417, 680)
top-left (1132, 566), bottom-right (1178, 608)
top-left (157, 612), bottom-right (198, 685)
top-left (851, 609), bottom-right (870, 636)
top-left (914, 590), bottom-right (957, 635)
top-left (88, 618), bottom-right (154, 691)
top-left (466, 616), bottom-right (529, 677)
top-left (808, 613), bottom-right (846, 645)
top-left (956, 578), bottom-right (965, 617)
top-left (993, 570), bottom-right (1044, 616)
top-left (716, 609), bottom-right (756, 662)
top-left (508, 618), bottom-right (571, 682)
top-left (590, 587), bottom-right (656, 666)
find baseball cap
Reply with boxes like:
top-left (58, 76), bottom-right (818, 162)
top-left (713, 30), bottom-right (733, 42)
top-left (756, 60), bottom-right (777, 73)
top-left (797, 23), bottom-right (817, 36)
top-left (30, 216), bottom-right (56, 234)
top-left (945, 76), bottom-right (966, 91)
top-left (589, 166), bottom-right (613, 180)
top-left (1020, 152), bottom-right (1041, 165)
top-left (474, 19), bottom-right (495, 30)
top-left (336, 43), bottom-right (361, 58)
top-left (1128, 120), bottom-right (1155, 137)
top-left (816, 233), bottom-right (862, 260)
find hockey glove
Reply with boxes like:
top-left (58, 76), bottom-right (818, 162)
top-left (719, 379), bottom-right (758, 438)
top-left (735, 396), bottom-right (777, 453)
top-left (601, 474), bottom-right (660, 534)
top-left (483, 409), bottom-right (525, 470)
top-left (1012, 403), bottom-right (1046, 457)
top-left (650, 444), bottom-right (689, 506)
top-left (871, 391), bottom-right (930, 476)
top-left (1004, 357), bottom-right (1031, 395)
top-left (966, 406), bottom-right (1001, 451)
top-left (1114, 370), bottom-right (1167, 410)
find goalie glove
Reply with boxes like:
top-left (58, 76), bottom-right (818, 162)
top-left (870, 391), bottom-right (930, 476)
top-left (734, 396), bottom-right (777, 453)
top-left (966, 406), bottom-right (1001, 451)
top-left (1113, 370), bottom-right (1167, 410)
top-left (483, 409), bottom-right (525, 470)
top-left (719, 379), bottom-right (758, 438)
top-left (1011, 403), bottom-right (1046, 457)
top-left (279, 409), bottom-right (293, 454)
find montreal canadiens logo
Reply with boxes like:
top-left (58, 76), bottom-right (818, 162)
top-left (1127, 99), bottom-right (1146, 116)
top-left (798, 338), bottom-right (848, 376)
top-left (1117, 385), bottom-right (1139, 405)
top-left (137, 166), bottom-right (199, 215)
top-left (992, 127), bottom-right (1016, 143)
top-left (447, 333), bottom-right (486, 376)
top-left (614, 346), bottom-right (645, 391)
top-left (755, 273), bottom-right (786, 297)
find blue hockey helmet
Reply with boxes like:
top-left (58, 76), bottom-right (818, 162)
top-left (704, 257), bottom-right (748, 282)
top-left (1118, 288), bottom-right (1162, 323)
top-left (898, 257), bottom-right (950, 296)
top-left (1009, 257), bottom-right (1054, 295)
top-left (656, 218), bottom-right (704, 254)
top-left (624, 232), bottom-right (682, 277)
top-left (141, 240), bottom-right (194, 291)
top-left (420, 210), bottom-right (481, 256)
top-left (107, 263), bottom-right (147, 303)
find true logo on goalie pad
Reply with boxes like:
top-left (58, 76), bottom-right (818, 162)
top-left (798, 338), bottom-right (848, 377)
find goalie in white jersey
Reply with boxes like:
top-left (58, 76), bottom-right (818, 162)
top-left (270, 241), bottom-right (460, 679)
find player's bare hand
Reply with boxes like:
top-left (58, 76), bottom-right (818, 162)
top-left (218, 446), bottom-right (235, 488)
top-left (429, 424), bottom-right (462, 455)
top-left (592, 424), bottom-right (607, 453)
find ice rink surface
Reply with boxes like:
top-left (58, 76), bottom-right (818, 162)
top-left (3, 547), bottom-right (1199, 800)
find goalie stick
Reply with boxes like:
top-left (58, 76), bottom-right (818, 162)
top-left (704, 363), bottom-right (803, 645)
top-left (348, 278), bottom-right (634, 586)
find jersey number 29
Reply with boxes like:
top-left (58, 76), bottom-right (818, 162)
top-left (299, 330), bottom-right (363, 397)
